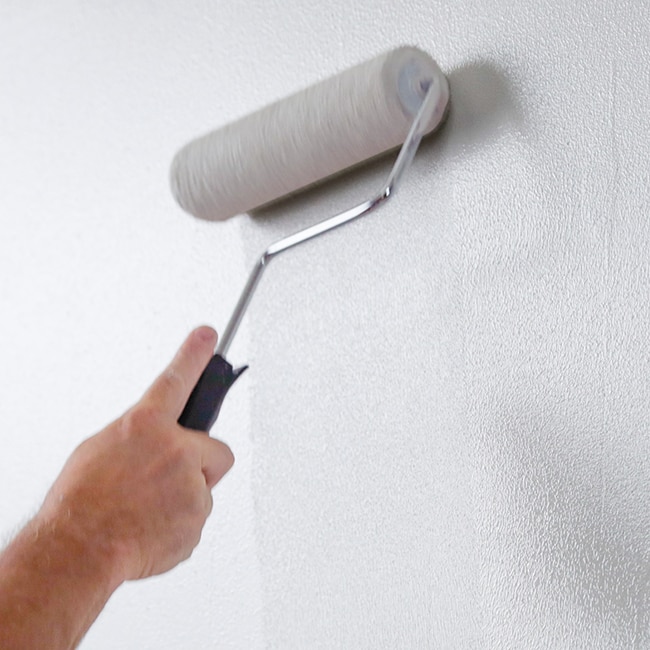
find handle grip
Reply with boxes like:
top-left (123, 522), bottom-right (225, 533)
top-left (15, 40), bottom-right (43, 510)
top-left (178, 354), bottom-right (247, 432)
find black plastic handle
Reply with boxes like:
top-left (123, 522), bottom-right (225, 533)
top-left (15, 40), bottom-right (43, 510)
top-left (178, 354), bottom-right (247, 432)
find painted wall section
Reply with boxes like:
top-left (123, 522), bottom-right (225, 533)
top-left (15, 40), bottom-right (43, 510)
top-left (1, 1), bottom-right (649, 648)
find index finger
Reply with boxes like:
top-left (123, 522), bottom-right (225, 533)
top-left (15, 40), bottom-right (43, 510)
top-left (143, 326), bottom-right (218, 418)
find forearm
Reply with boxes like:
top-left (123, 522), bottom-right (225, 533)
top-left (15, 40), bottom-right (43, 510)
top-left (0, 511), bottom-right (122, 650)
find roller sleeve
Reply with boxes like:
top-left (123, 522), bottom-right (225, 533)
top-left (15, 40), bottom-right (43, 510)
top-left (170, 46), bottom-right (449, 221)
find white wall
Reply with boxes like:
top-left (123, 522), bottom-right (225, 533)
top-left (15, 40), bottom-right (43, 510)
top-left (1, 1), bottom-right (649, 648)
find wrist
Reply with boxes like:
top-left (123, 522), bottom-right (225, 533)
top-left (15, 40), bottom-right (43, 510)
top-left (32, 501), bottom-right (127, 594)
top-left (0, 507), bottom-right (124, 649)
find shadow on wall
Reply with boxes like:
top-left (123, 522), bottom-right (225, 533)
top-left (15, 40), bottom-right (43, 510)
top-left (434, 59), bottom-right (526, 154)
top-left (483, 394), bottom-right (650, 645)
top-left (248, 59), bottom-right (523, 235)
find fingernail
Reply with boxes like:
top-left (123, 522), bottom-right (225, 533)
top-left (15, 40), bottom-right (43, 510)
top-left (197, 326), bottom-right (217, 344)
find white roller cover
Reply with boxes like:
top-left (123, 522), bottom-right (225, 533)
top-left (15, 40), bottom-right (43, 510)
top-left (170, 46), bottom-right (449, 221)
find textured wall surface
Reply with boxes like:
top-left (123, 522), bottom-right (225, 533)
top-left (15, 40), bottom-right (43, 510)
top-left (1, 1), bottom-right (649, 648)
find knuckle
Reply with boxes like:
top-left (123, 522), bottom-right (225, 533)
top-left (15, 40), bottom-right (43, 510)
top-left (185, 481), bottom-right (211, 518)
top-left (159, 368), bottom-right (186, 397)
top-left (189, 496), bottom-right (207, 520)
top-left (167, 439), bottom-right (194, 467)
top-left (122, 404), bottom-right (160, 436)
top-left (167, 441), bottom-right (193, 473)
top-left (180, 528), bottom-right (202, 560)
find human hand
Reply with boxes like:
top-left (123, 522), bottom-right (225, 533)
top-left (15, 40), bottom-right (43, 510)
top-left (37, 326), bottom-right (234, 584)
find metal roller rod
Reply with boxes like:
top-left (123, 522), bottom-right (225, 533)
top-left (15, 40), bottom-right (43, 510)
top-left (215, 79), bottom-right (441, 358)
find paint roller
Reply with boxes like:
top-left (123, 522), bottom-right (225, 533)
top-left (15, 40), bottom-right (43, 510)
top-left (170, 45), bottom-right (450, 432)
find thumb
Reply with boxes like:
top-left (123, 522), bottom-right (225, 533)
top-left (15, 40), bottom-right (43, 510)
top-left (143, 327), bottom-right (217, 418)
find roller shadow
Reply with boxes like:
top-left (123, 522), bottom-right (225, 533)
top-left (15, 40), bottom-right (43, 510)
top-left (433, 58), bottom-right (526, 153)
top-left (246, 60), bottom-right (524, 238)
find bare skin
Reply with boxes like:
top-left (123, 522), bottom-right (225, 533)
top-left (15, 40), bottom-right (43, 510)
top-left (0, 326), bottom-right (234, 649)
